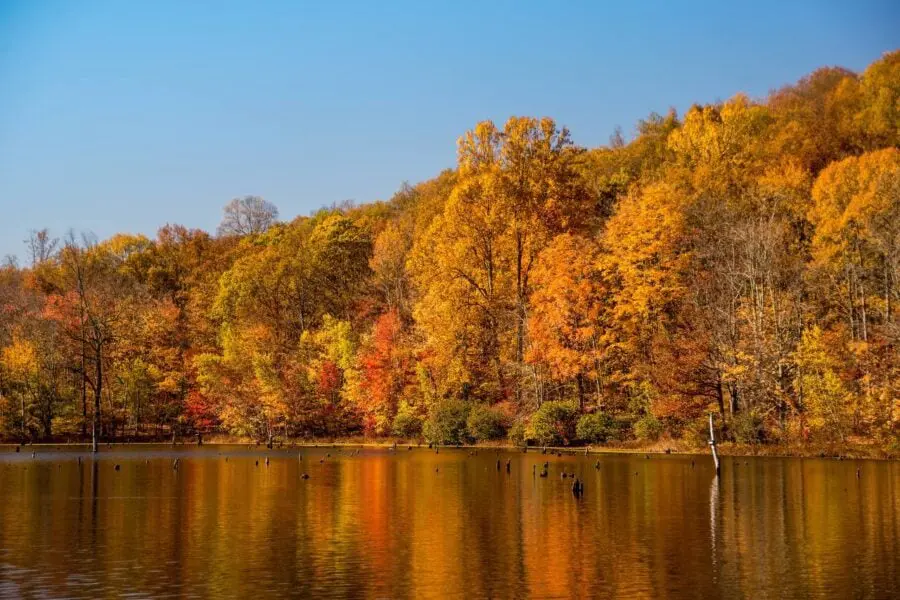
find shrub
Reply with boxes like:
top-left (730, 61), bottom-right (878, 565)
top-left (634, 414), bottom-right (664, 441)
top-left (528, 401), bottom-right (579, 446)
top-left (683, 416), bottom-right (713, 448)
top-left (466, 404), bottom-right (506, 442)
top-left (732, 410), bottom-right (765, 444)
top-left (886, 432), bottom-right (900, 455)
top-left (422, 399), bottom-right (470, 445)
top-left (373, 414), bottom-right (392, 437)
top-left (576, 412), bottom-right (616, 443)
top-left (507, 420), bottom-right (527, 446)
top-left (392, 404), bottom-right (423, 438)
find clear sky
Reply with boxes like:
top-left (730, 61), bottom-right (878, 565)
top-left (0, 1), bottom-right (897, 262)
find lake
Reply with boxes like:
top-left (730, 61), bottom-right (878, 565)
top-left (0, 445), bottom-right (897, 599)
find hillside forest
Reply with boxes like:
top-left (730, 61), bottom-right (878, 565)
top-left (1, 52), bottom-right (898, 450)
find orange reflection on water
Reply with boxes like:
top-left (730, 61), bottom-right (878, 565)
top-left (0, 447), bottom-right (897, 598)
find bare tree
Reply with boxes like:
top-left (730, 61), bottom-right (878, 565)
top-left (59, 231), bottom-right (131, 452)
top-left (217, 196), bottom-right (279, 236)
top-left (25, 229), bottom-right (59, 267)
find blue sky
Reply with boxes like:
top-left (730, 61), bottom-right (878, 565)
top-left (0, 0), bottom-right (897, 261)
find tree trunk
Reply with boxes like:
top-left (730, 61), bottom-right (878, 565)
top-left (716, 374), bottom-right (726, 422)
top-left (81, 318), bottom-right (87, 437)
top-left (885, 257), bottom-right (891, 324)
top-left (777, 362), bottom-right (787, 432)
top-left (847, 270), bottom-right (856, 340)
top-left (728, 382), bottom-right (739, 417)
top-left (859, 281), bottom-right (868, 342)
top-left (92, 345), bottom-right (102, 453)
top-left (515, 233), bottom-right (525, 405)
top-left (42, 386), bottom-right (53, 439)
top-left (576, 374), bottom-right (585, 411)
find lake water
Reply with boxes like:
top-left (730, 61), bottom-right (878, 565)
top-left (0, 445), bottom-right (897, 599)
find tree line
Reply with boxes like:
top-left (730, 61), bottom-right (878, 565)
top-left (1, 51), bottom-right (898, 449)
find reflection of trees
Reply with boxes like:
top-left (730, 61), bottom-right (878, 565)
top-left (1, 452), bottom-right (898, 597)
top-left (710, 471), bottom-right (720, 571)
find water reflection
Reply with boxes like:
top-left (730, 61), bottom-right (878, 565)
top-left (710, 473), bottom-right (719, 573)
top-left (0, 448), bottom-right (897, 599)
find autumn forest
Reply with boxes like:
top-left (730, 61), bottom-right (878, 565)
top-left (1, 52), bottom-right (898, 451)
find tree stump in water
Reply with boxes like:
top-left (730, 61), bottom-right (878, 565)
top-left (572, 478), bottom-right (584, 496)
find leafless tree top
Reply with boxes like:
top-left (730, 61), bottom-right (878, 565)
top-left (217, 196), bottom-right (279, 237)
top-left (25, 229), bottom-right (59, 267)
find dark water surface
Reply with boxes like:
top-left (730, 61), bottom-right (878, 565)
top-left (0, 445), bottom-right (897, 599)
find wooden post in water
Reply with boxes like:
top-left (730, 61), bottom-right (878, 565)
top-left (708, 413), bottom-right (720, 476)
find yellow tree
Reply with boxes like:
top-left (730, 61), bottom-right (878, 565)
top-left (810, 148), bottom-right (900, 437)
top-left (0, 334), bottom-right (40, 440)
top-left (794, 326), bottom-right (851, 443)
top-left (855, 50), bottom-right (900, 150)
top-left (409, 117), bottom-right (592, 406)
top-left (202, 213), bottom-right (371, 440)
top-left (810, 148), bottom-right (900, 341)
top-left (370, 221), bottom-right (412, 315)
top-left (527, 233), bottom-right (606, 409)
top-left (598, 182), bottom-right (694, 417)
top-left (767, 67), bottom-right (861, 173)
top-left (666, 95), bottom-right (813, 433)
top-left (409, 169), bottom-right (512, 402)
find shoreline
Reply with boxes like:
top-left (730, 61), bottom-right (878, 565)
top-left (3, 438), bottom-right (896, 461)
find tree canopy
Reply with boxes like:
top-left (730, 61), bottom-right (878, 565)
top-left (1, 51), bottom-right (898, 448)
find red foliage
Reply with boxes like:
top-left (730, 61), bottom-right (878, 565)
top-left (185, 390), bottom-right (218, 431)
top-left (358, 310), bottom-right (409, 430)
top-left (317, 360), bottom-right (341, 400)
